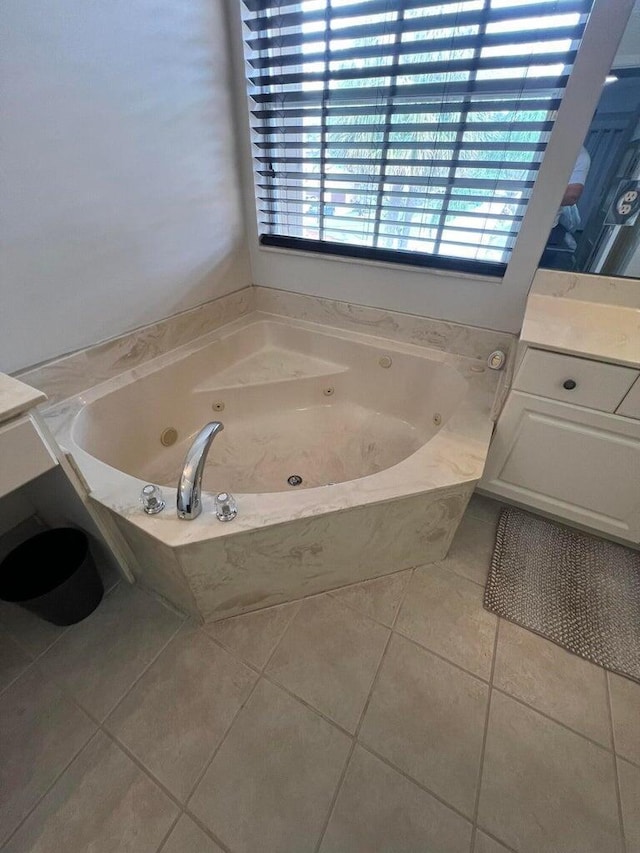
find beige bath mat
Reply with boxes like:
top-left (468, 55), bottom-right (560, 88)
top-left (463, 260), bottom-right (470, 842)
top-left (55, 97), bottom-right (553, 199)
top-left (484, 506), bottom-right (640, 684)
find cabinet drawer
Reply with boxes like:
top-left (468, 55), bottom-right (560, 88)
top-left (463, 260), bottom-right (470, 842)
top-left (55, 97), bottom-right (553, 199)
top-left (0, 415), bottom-right (58, 499)
top-left (617, 376), bottom-right (640, 420)
top-left (513, 348), bottom-right (639, 412)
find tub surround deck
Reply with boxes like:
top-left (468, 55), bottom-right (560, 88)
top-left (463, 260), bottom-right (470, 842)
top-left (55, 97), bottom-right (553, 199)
top-left (32, 291), bottom-right (514, 623)
top-left (16, 286), bottom-right (254, 408)
top-left (18, 285), bottom-right (514, 408)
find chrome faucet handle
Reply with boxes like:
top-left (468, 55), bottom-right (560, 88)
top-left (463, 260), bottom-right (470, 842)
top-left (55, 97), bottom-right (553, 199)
top-left (215, 492), bottom-right (238, 521)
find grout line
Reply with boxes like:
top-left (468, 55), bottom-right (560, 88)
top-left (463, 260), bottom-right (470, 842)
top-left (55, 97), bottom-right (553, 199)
top-left (182, 674), bottom-right (263, 809)
top-left (152, 808), bottom-right (183, 853)
top-left (606, 672), bottom-right (628, 853)
top-left (605, 672), bottom-right (640, 769)
top-left (0, 591), bottom-right (188, 849)
top-left (198, 629), bottom-right (263, 678)
top-left (620, 753), bottom-right (640, 771)
top-left (311, 738), bottom-right (357, 853)
top-left (470, 615), bottom-right (500, 853)
top-left (180, 809), bottom-right (234, 853)
top-left (101, 729), bottom-right (233, 853)
top-left (464, 506), bottom-right (503, 526)
top-left (101, 729), bottom-right (238, 853)
top-left (0, 657), bottom-right (37, 699)
top-left (1, 577), bottom-right (123, 667)
top-left (260, 671), bottom-right (356, 739)
top-left (180, 589), bottom-right (399, 845)
top-left (392, 625), bottom-right (493, 685)
top-left (201, 598), bottom-right (302, 673)
top-left (312, 567), bottom-right (416, 853)
top-left (473, 827), bottom-right (520, 853)
top-left (490, 685), bottom-right (618, 756)
top-left (325, 567), bottom-right (414, 629)
top-left (446, 568), bottom-right (489, 589)
top-left (98, 615), bottom-right (188, 726)
top-left (356, 741), bottom-right (474, 826)
top-left (393, 613), bottom-right (628, 760)
top-left (260, 595), bottom-right (307, 671)
top-left (604, 670), bottom-right (617, 752)
top-left (0, 728), bottom-right (102, 850)
top-left (3, 622), bottom-right (71, 664)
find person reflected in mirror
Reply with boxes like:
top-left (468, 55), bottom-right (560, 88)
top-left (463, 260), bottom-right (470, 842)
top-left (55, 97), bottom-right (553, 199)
top-left (540, 145), bottom-right (591, 269)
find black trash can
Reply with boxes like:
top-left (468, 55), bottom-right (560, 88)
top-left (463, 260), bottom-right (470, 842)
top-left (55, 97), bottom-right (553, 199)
top-left (0, 527), bottom-right (104, 626)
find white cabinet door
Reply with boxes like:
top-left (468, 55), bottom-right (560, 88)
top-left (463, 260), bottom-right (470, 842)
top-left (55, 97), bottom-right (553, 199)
top-left (617, 375), bottom-right (640, 420)
top-left (481, 391), bottom-right (640, 543)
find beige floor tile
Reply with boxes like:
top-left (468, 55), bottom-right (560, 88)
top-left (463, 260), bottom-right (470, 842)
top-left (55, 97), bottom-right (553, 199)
top-left (265, 594), bottom-right (390, 732)
top-left (0, 630), bottom-right (32, 692)
top-left (478, 691), bottom-right (622, 853)
top-left (618, 758), bottom-right (640, 853)
top-left (0, 599), bottom-right (69, 659)
top-left (439, 513), bottom-right (498, 586)
top-left (3, 732), bottom-right (178, 853)
top-left (329, 570), bottom-right (412, 627)
top-left (0, 665), bottom-right (96, 846)
top-left (474, 831), bottom-right (512, 853)
top-left (360, 633), bottom-right (488, 817)
top-left (0, 516), bottom-right (47, 563)
top-left (609, 673), bottom-right (640, 765)
top-left (204, 600), bottom-right (300, 669)
top-left (319, 745), bottom-right (473, 853)
top-left (465, 493), bottom-right (505, 525)
top-left (189, 678), bottom-right (351, 853)
top-left (396, 563), bottom-right (497, 679)
top-left (39, 582), bottom-right (184, 719)
top-left (105, 625), bottom-right (257, 801)
top-left (493, 619), bottom-right (610, 745)
top-left (161, 815), bottom-right (224, 853)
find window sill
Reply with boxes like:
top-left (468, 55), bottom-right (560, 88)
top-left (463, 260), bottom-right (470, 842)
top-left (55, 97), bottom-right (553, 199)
top-left (256, 243), bottom-right (506, 286)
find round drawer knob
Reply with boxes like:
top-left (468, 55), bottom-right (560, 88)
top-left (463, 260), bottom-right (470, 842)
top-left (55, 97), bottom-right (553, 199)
top-left (563, 379), bottom-right (577, 390)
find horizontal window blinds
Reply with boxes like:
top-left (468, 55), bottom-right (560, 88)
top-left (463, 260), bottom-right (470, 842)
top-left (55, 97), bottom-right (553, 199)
top-left (240, 0), bottom-right (593, 275)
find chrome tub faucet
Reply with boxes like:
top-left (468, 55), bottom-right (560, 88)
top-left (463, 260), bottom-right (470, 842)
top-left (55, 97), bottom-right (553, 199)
top-left (177, 421), bottom-right (224, 520)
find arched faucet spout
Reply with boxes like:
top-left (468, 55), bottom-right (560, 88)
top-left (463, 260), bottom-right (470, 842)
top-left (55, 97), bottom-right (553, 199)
top-left (176, 421), bottom-right (224, 520)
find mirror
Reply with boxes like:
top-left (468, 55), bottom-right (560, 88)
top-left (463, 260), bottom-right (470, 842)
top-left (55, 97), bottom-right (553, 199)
top-left (539, 1), bottom-right (640, 277)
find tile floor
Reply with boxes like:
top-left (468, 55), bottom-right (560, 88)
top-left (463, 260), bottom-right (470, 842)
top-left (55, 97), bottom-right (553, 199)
top-left (1, 494), bottom-right (639, 852)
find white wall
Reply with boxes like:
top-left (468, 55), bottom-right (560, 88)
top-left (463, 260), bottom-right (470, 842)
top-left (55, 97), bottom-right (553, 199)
top-left (1, 0), bottom-right (250, 375)
top-left (226, 0), bottom-right (634, 335)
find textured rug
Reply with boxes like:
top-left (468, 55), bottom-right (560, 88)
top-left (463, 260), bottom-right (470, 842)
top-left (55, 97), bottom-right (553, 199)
top-left (484, 506), bottom-right (640, 683)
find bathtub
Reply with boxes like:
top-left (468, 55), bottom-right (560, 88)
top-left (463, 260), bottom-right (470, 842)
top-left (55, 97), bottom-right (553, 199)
top-left (47, 311), bottom-right (501, 622)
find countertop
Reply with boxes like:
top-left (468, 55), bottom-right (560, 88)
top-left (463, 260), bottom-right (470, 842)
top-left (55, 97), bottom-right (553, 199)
top-left (0, 373), bottom-right (47, 425)
top-left (520, 269), bottom-right (640, 368)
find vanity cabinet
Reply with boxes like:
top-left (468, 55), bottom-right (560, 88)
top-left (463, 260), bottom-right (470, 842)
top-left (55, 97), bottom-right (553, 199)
top-left (480, 347), bottom-right (640, 545)
top-left (617, 375), bottom-right (640, 420)
top-left (0, 374), bottom-right (60, 499)
top-left (0, 414), bottom-right (58, 499)
top-left (0, 372), bottom-right (137, 583)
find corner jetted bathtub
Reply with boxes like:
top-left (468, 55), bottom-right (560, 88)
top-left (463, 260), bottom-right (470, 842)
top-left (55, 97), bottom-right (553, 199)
top-left (48, 312), bottom-right (500, 622)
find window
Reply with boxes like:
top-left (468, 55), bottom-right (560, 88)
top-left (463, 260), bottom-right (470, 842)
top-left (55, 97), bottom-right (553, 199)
top-left (239, 0), bottom-right (594, 276)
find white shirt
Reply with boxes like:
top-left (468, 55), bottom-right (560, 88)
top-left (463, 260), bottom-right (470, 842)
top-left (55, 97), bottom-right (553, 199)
top-left (552, 146), bottom-right (591, 228)
top-left (569, 146), bottom-right (591, 186)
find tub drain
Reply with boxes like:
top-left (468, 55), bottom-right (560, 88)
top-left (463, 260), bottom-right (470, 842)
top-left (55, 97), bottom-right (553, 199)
top-left (287, 474), bottom-right (303, 487)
